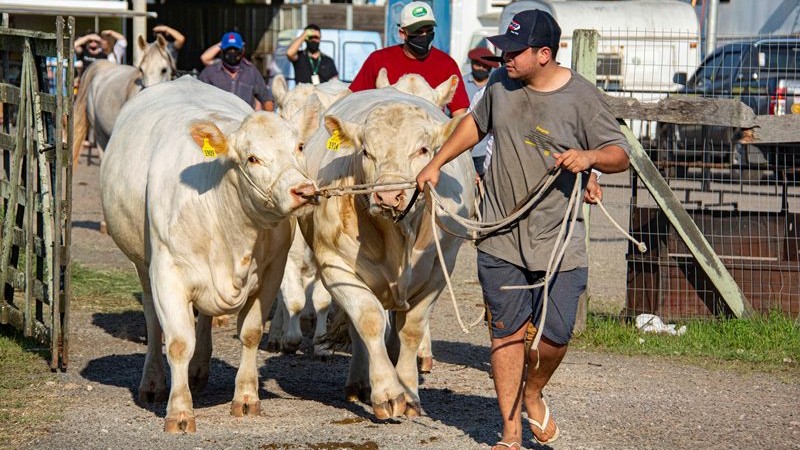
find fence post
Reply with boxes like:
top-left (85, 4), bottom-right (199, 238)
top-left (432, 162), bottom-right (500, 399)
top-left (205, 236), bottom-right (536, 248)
top-left (571, 29), bottom-right (599, 334)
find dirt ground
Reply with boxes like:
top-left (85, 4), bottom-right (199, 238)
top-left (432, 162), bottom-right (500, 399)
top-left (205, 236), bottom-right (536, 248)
top-left (19, 161), bottom-right (800, 450)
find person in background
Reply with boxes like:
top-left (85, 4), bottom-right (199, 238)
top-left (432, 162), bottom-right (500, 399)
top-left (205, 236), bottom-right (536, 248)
top-left (348, 1), bottom-right (469, 116)
top-left (416, 9), bottom-right (630, 450)
top-left (99, 29), bottom-right (127, 64)
top-left (74, 31), bottom-right (107, 73)
top-left (198, 31), bottom-right (274, 112)
top-left (464, 47), bottom-right (500, 177)
top-left (286, 24), bottom-right (338, 85)
top-left (152, 25), bottom-right (186, 62)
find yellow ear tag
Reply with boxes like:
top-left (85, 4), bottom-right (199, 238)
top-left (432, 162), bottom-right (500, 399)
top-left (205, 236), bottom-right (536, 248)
top-left (326, 129), bottom-right (342, 151)
top-left (201, 138), bottom-right (217, 158)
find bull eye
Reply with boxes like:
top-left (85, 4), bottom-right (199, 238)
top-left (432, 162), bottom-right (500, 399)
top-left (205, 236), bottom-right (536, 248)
top-left (247, 155), bottom-right (259, 164)
top-left (298, 143), bottom-right (305, 152)
top-left (161, 67), bottom-right (167, 74)
top-left (420, 146), bottom-right (430, 155)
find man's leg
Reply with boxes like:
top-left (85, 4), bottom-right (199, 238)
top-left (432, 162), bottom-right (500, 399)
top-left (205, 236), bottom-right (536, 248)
top-left (522, 337), bottom-right (567, 442)
top-left (490, 322), bottom-right (528, 447)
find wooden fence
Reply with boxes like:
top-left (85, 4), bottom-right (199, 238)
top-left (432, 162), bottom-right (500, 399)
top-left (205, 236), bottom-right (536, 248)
top-left (0, 17), bottom-right (74, 370)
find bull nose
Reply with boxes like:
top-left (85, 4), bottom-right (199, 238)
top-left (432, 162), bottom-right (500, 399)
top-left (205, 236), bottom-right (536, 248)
top-left (374, 190), bottom-right (405, 209)
top-left (290, 182), bottom-right (318, 208)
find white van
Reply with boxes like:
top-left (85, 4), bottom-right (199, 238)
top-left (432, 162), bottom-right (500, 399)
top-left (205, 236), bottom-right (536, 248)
top-left (273, 28), bottom-right (382, 88)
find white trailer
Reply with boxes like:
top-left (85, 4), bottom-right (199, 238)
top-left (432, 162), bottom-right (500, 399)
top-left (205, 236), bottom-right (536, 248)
top-left (499, 0), bottom-right (701, 93)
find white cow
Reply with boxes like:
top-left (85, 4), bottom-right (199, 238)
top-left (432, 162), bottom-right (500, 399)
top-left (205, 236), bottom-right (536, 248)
top-left (375, 68), bottom-right (458, 110)
top-left (265, 75), bottom-right (350, 357)
top-left (298, 88), bottom-right (475, 419)
top-left (100, 77), bottom-right (319, 432)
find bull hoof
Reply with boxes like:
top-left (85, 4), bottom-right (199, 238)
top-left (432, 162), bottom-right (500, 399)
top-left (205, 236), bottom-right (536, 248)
top-left (164, 413), bottom-right (196, 433)
top-left (405, 402), bottom-right (422, 418)
top-left (230, 396), bottom-right (261, 417)
top-left (344, 385), bottom-right (371, 404)
top-left (313, 345), bottom-right (333, 361)
top-left (265, 340), bottom-right (282, 353)
top-left (281, 341), bottom-right (300, 354)
top-left (138, 387), bottom-right (168, 404)
top-left (372, 393), bottom-right (406, 420)
top-left (417, 356), bottom-right (434, 374)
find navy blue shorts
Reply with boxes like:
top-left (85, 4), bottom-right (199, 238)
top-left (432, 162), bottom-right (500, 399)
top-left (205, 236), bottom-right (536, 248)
top-left (477, 250), bottom-right (588, 344)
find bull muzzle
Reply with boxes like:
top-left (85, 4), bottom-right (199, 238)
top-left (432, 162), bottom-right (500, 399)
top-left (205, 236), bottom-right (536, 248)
top-left (289, 182), bottom-right (319, 212)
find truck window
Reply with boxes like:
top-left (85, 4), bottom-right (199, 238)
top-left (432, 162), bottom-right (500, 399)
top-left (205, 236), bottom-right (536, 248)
top-left (758, 44), bottom-right (800, 74)
top-left (340, 41), bottom-right (379, 82)
top-left (691, 49), bottom-right (742, 88)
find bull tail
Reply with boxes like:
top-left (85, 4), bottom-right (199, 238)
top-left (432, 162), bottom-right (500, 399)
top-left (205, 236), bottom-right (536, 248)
top-left (71, 64), bottom-right (100, 167)
top-left (317, 306), bottom-right (352, 352)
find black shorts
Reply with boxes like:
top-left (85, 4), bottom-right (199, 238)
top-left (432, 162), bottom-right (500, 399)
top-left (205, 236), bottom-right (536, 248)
top-left (477, 250), bottom-right (588, 344)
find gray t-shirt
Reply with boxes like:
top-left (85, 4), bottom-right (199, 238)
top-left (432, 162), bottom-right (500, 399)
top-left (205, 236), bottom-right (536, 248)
top-left (471, 68), bottom-right (630, 272)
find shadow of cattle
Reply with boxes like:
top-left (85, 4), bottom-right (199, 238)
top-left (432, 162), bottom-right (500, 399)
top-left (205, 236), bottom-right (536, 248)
top-left (430, 340), bottom-right (491, 374)
top-left (91, 311), bottom-right (147, 344)
top-left (262, 349), bottom-right (499, 446)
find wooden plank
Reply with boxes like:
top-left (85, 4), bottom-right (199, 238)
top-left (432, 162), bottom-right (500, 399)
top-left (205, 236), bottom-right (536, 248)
top-left (0, 132), bottom-right (15, 151)
top-left (744, 115), bottom-right (800, 144)
top-left (572, 29), bottom-right (599, 335)
top-left (622, 124), bottom-right (755, 318)
top-left (605, 95), bottom-right (757, 128)
top-left (0, 83), bottom-right (21, 106)
top-left (0, 34), bottom-right (57, 56)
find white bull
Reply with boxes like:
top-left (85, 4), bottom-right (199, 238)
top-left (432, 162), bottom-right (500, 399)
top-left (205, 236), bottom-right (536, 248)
top-left (100, 77), bottom-right (319, 432)
top-left (299, 88), bottom-right (475, 419)
top-left (265, 75), bottom-right (350, 357)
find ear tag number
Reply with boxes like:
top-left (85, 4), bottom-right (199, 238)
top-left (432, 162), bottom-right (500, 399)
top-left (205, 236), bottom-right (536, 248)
top-left (202, 138), bottom-right (217, 158)
top-left (326, 130), bottom-right (341, 151)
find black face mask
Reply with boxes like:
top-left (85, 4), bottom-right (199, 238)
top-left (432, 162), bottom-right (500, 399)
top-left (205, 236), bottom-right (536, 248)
top-left (405, 32), bottom-right (435, 57)
top-left (306, 40), bottom-right (320, 53)
top-left (222, 49), bottom-right (242, 67)
top-left (472, 68), bottom-right (490, 81)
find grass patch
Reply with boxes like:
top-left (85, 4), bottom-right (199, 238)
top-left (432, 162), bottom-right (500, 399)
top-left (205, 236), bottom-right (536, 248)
top-left (70, 263), bottom-right (142, 313)
top-left (574, 311), bottom-right (800, 377)
top-left (0, 327), bottom-right (61, 449)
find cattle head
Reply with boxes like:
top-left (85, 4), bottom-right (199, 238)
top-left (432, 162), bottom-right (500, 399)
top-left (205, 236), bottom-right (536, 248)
top-left (273, 74), bottom-right (350, 121)
top-left (188, 108), bottom-right (321, 223)
top-left (136, 34), bottom-right (175, 88)
top-left (375, 68), bottom-right (458, 109)
top-left (324, 103), bottom-right (461, 220)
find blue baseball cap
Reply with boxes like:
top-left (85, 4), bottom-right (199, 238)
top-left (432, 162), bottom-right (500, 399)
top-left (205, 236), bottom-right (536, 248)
top-left (220, 31), bottom-right (244, 50)
top-left (488, 9), bottom-right (561, 53)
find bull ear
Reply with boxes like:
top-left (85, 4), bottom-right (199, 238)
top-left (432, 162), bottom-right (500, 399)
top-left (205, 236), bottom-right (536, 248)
top-left (137, 35), bottom-right (147, 51)
top-left (324, 114), bottom-right (362, 150)
top-left (434, 113), bottom-right (466, 149)
top-left (156, 34), bottom-right (168, 49)
top-left (375, 67), bottom-right (390, 88)
top-left (189, 121), bottom-right (229, 158)
top-left (272, 74), bottom-right (288, 106)
top-left (434, 75), bottom-right (459, 109)
top-left (292, 94), bottom-right (323, 142)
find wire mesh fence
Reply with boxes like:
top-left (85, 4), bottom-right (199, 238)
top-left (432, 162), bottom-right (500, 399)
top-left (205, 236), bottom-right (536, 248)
top-left (582, 31), bottom-right (800, 320)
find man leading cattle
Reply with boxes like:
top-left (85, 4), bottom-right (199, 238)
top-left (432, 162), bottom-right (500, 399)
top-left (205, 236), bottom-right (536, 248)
top-left (416, 9), bottom-right (630, 450)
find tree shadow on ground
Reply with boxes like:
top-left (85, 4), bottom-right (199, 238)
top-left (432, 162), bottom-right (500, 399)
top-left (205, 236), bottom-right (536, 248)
top-left (91, 311), bottom-right (147, 344)
top-left (263, 349), bottom-right (500, 446)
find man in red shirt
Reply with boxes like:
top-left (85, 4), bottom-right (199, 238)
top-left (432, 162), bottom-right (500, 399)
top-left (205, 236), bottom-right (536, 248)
top-left (348, 1), bottom-right (469, 116)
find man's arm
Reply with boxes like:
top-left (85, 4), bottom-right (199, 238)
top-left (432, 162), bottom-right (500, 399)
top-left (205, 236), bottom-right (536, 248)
top-left (200, 43), bottom-right (221, 66)
top-left (416, 114), bottom-right (483, 190)
top-left (100, 29), bottom-right (125, 43)
top-left (553, 145), bottom-right (630, 174)
top-left (286, 31), bottom-right (310, 62)
top-left (154, 25), bottom-right (185, 49)
top-left (74, 34), bottom-right (101, 53)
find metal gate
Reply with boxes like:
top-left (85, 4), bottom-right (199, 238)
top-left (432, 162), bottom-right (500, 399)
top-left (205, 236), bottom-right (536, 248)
top-left (0, 17), bottom-right (74, 370)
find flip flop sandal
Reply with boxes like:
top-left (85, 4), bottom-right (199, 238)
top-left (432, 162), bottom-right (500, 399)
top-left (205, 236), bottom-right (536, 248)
top-left (526, 399), bottom-right (560, 444)
top-left (492, 441), bottom-right (521, 450)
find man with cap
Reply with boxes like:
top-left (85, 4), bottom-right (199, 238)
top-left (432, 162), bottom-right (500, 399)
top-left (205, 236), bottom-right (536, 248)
top-left (287, 24), bottom-right (338, 85)
top-left (464, 47), bottom-right (500, 176)
top-left (198, 31), bottom-right (274, 112)
top-left (348, 1), bottom-right (470, 116)
top-left (416, 9), bottom-right (630, 449)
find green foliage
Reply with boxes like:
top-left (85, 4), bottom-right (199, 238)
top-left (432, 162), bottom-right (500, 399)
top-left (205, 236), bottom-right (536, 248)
top-left (574, 312), bottom-right (800, 376)
top-left (0, 327), bottom-right (60, 448)
top-left (70, 263), bottom-right (142, 312)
